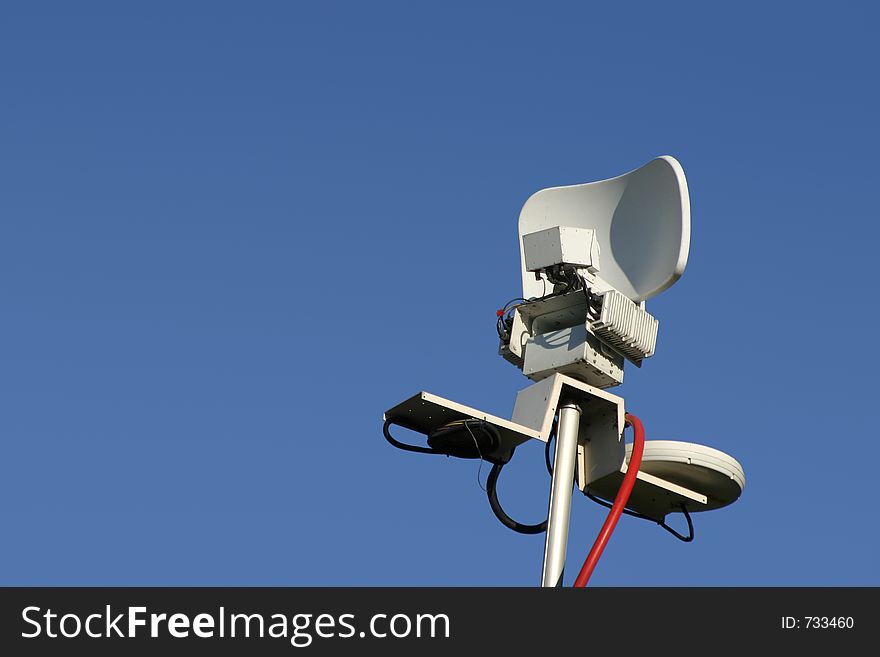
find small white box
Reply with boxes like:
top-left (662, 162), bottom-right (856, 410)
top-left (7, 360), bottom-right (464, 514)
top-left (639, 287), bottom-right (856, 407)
top-left (522, 226), bottom-right (600, 273)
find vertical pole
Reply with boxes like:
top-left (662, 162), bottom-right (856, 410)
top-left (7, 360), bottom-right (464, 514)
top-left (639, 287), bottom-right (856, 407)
top-left (541, 401), bottom-right (581, 587)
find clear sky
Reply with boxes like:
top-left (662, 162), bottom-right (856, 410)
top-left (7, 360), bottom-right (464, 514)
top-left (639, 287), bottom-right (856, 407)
top-left (1, 1), bottom-right (878, 586)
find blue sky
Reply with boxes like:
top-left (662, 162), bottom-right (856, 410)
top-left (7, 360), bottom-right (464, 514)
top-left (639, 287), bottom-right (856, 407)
top-left (1, 1), bottom-right (877, 585)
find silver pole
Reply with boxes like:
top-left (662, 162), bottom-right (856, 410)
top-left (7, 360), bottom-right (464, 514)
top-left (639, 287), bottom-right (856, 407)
top-left (541, 401), bottom-right (581, 587)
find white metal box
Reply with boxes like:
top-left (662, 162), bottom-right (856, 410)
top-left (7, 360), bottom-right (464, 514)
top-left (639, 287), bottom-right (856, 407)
top-left (522, 226), bottom-right (600, 273)
top-left (522, 324), bottom-right (623, 388)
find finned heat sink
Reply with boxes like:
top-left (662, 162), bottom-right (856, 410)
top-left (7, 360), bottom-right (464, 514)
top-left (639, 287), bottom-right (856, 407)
top-left (592, 290), bottom-right (658, 361)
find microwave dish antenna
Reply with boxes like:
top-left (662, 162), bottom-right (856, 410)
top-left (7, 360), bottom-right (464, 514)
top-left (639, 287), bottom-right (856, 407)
top-left (382, 157), bottom-right (744, 587)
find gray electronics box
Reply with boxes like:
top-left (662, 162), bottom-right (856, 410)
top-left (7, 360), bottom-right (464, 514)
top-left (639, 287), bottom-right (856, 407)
top-left (522, 323), bottom-right (623, 388)
top-left (522, 226), bottom-right (599, 272)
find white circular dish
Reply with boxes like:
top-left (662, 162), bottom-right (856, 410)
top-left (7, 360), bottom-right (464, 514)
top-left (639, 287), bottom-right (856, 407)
top-left (625, 440), bottom-right (745, 512)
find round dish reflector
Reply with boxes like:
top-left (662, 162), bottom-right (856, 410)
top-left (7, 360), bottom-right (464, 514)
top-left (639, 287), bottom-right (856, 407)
top-left (518, 156), bottom-right (690, 303)
top-left (625, 440), bottom-right (745, 512)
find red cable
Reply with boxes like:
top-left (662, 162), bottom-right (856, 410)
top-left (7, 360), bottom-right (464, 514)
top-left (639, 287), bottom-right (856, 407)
top-left (573, 412), bottom-right (646, 587)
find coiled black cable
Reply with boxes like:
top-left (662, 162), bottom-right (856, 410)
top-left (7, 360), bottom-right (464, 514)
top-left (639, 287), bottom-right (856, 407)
top-left (383, 417), bottom-right (445, 455)
top-left (383, 417), bottom-right (548, 534)
top-left (485, 459), bottom-right (547, 535)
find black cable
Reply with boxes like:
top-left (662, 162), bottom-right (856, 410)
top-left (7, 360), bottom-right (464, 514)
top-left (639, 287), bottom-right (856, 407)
top-left (486, 460), bottom-right (547, 535)
top-left (584, 490), bottom-right (656, 521)
top-left (545, 433), bottom-right (553, 475)
top-left (479, 425), bottom-right (545, 532)
top-left (502, 297), bottom-right (528, 309)
top-left (495, 297), bottom-right (527, 342)
top-left (544, 417), bottom-right (559, 475)
top-left (384, 416), bottom-right (549, 535)
top-left (584, 491), bottom-right (695, 542)
top-left (658, 505), bottom-right (694, 542)
top-left (581, 275), bottom-right (592, 308)
top-left (382, 418), bottom-right (445, 455)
